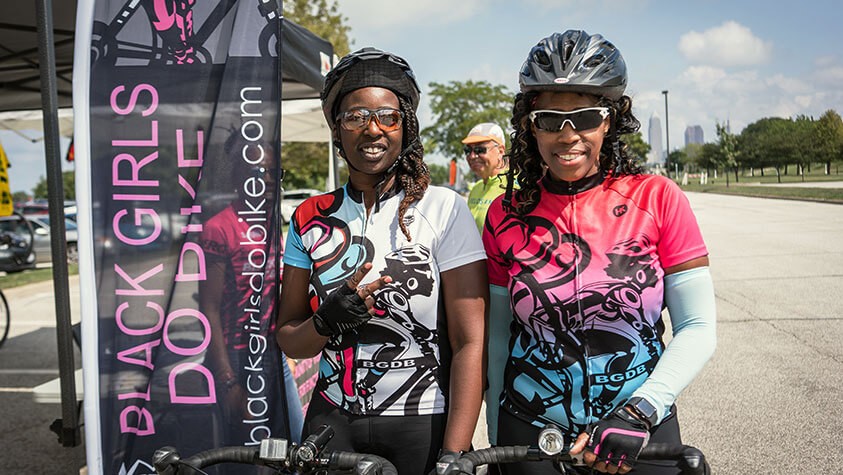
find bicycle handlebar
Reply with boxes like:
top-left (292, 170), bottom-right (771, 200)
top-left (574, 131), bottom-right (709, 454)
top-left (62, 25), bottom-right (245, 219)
top-left (152, 425), bottom-right (398, 475)
top-left (453, 443), bottom-right (709, 474)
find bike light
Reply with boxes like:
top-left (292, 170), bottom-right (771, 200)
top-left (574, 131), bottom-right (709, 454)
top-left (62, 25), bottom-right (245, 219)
top-left (259, 438), bottom-right (289, 462)
top-left (538, 424), bottom-right (565, 456)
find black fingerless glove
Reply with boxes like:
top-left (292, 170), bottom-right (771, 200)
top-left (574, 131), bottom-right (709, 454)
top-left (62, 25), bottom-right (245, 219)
top-left (429, 450), bottom-right (468, 475)
top-left (312, 284), bottom-right (371, 337)
top-left (586, 406), bottom-right (651, 468)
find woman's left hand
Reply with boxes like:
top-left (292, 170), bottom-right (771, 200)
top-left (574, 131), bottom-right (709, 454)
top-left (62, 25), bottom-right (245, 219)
top-left (569, 407), bottom-right (650, 474)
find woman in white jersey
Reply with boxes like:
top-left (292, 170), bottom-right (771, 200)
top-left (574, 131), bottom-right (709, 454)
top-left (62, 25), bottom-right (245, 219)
top-left (275, 48), bottom-right (488, 475)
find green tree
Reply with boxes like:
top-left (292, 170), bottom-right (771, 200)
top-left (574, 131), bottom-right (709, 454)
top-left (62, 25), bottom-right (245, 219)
top-left (421, 80), bottom-right (513, 162)
top-left (668, 148), bottom-right (688, 173)
top-left (815, 109), bottom-right (843, 174)
top-left (739, 117), bottom-right (797, 182)
top-left (32, 171), bottom-right (75, 200)
top-left (12, 190), bottom-right (29, 203)
top-left (621, 131), bottom-right (650, 164)
top-left (682, 143), bottom-right (704, 172)
top-left (427, 163), bottom-right (449, 186)
top-left (696, 143), bottom-right (722, 176)
top-left (666, 149), bottom-right (684, 176)
top-left (32, 176), bottom-right (47, 200)
top-left (283, 0), bottom-right (351, 55)
top-left (281, 0), bottom-right (352, 190)
top-left (793, 115), bottom-right (819, 179)
top-left (716, 122), bottom-right (739, 185)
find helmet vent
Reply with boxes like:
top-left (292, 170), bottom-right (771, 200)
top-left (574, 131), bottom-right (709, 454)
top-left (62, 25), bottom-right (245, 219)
top-left (584, 55), bottom-right (605, 68)
top-left (532, 46), bottom-right (552, 69)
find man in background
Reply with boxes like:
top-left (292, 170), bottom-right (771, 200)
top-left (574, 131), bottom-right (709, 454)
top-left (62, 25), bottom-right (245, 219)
top-left (462, 123), bottom-right (509, 232)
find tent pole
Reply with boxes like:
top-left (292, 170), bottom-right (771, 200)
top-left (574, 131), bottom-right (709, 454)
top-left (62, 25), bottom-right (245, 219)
top-left (36, 0), bottom-right (80, 447)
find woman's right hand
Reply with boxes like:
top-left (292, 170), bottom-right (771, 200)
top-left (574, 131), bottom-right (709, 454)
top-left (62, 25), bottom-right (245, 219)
top-left (312, 263), bottom-right (392, 337)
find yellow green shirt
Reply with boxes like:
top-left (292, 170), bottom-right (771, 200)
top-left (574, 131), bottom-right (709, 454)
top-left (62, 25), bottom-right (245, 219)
top-left (467, 173), bottom-right (512, 233)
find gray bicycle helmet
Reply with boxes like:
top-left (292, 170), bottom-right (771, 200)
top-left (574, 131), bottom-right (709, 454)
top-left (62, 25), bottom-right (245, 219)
top-left (519, 30), bottom-right (627, 100)
top-left (321, 47), bottom-right (421, 132)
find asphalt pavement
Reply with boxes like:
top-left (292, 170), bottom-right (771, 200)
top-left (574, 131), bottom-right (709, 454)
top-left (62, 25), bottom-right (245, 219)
top-left (0, 192), bottom-right (841, 474)
top-left (677, 192), bottom-right (843, 473)
top-left (0, 275), bottom-right (85, 474)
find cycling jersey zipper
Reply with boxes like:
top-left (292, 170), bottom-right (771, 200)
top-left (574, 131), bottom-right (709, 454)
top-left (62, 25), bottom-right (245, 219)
top-left (569, 190), bottom-right (594, 427)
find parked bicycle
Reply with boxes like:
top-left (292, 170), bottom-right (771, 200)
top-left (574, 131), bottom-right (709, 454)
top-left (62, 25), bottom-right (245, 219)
top-left (0, 212), bottom-right (35, 348)
top-left (0, 287), bottom-right (8, 348)
top-left (434, 424), bottom-right (710, 475)
top-left (153, 424), bottom-right (398, 475)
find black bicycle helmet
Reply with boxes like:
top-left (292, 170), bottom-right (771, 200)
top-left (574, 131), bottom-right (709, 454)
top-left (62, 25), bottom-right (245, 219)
top-left (519, 30), bottom-right (627, 100)
top-left (321, 47), bottom-right (421, 132)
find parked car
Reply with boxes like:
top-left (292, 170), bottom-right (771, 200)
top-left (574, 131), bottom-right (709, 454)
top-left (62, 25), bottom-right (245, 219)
top-left (0, 214), bottom-right (37, 273)
top-left (280, 189), bottom-right (321, 223)
top-left (14, 202), bottom-right (49, 215)
top-left (64, 204), bottom-right (77, 222)
top-left (25, 214), bottom-right (79, 264)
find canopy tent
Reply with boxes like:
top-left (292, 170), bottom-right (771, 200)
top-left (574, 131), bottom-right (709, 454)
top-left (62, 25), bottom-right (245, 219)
top-left (1, 0), bottom-right (334, 448)
top-left (0, 9), bottom-right (332, 142)
top-left (0, 99), bottom-right (328, 142)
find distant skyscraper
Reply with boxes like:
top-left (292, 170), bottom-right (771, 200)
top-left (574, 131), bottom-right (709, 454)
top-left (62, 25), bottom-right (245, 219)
top-left (648, 113), bottom-right (664, 166)
top-left (685, 125), bottom-right (704, 146)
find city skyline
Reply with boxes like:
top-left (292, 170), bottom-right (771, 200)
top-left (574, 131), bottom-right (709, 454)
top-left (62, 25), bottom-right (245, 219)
top-left (648, 113), bottom-right (665, 166)
top-left (685, 125), bottom-right (705, 147)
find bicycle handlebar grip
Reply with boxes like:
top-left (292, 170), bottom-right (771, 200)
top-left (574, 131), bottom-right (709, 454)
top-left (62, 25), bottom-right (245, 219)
top-left (640, 444), bottom-right (709, 475)
top-left (461, 446), bottom-right (533, 468)
top-left (179, 446), bottom-right (262, 472)
top-left (329, 451), bottom-right (398, 475)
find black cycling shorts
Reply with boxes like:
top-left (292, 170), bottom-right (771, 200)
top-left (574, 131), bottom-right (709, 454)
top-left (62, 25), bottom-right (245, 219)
top-left (496, 406), bottom-right (683, 475)
top-left (303, 393), bottom-right (447, 475)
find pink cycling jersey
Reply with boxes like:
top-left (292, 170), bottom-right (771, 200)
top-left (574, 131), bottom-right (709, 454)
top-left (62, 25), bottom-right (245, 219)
top-left (483, 172), bottom-right (707, 436)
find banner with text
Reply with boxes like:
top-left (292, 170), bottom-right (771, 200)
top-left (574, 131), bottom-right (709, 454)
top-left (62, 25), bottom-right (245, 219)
top-left (78, 0), bottom-right (290, 472)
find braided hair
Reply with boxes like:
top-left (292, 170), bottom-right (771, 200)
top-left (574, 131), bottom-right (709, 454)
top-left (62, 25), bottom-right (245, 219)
top-left (504, 91), bottom-right (643, 216)
top-left (394, 95), bottom-right (430, 241)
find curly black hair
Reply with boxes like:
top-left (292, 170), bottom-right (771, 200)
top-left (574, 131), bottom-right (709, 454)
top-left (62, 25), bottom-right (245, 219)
top-left (504, 91), bottom-right (643, 215)
top-left (333, 95), bottom-right (430, 241)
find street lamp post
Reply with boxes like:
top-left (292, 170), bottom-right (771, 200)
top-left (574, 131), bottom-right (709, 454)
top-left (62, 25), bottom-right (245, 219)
top-left (661, 90), bottom-right (671, 178)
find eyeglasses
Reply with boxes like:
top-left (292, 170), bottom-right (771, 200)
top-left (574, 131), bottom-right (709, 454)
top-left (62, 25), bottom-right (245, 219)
top-left (463, 144), bottom-right (498, 156)
top-left (529, 107), bottom-right (609, 133)
top-left (337, 108), bottom-right (404, 132)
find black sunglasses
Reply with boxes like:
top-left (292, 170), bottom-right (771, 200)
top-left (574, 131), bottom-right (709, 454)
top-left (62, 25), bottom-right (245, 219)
top-left (337, 108), bottom-right (404, 132)
top-left (463, 144), bottom-right (498, 156)
top-left (529, 107), bottom-right (610, 132)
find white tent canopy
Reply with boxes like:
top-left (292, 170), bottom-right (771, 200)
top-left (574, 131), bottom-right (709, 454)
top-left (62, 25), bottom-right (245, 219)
top-left (0, 100), bottom-right (329, 143)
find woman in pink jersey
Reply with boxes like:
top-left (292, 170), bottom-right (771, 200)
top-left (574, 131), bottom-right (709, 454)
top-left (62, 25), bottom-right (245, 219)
top-left (482, 31), bottom-right (717, 475)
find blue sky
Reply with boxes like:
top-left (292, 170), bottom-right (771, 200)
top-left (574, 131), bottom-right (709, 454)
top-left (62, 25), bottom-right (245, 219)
top-left (2, 0), bottom-right (841, 194)
top-left (334, 0), bottom-right (843, 163)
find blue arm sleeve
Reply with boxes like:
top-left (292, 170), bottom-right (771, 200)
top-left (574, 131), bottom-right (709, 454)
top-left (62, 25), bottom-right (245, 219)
top-left (486, 284), bottom-right (512, 445)
top-left (631, 266), bottom-right (717, 423)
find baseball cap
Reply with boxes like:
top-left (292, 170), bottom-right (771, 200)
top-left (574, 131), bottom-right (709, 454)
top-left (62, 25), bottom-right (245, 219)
top-left (461, 122), bottom-right (505, 147)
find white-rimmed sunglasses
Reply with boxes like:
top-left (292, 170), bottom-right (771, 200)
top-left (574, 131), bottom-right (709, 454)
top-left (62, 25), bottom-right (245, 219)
top-left (529, 107), bottom-right (610, 132)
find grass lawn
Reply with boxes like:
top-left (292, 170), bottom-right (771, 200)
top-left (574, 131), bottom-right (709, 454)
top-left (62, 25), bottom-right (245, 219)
top-left (0, 263), bottom-right (78, 289)
top-left (679, 165), bottom-right (843, 204)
